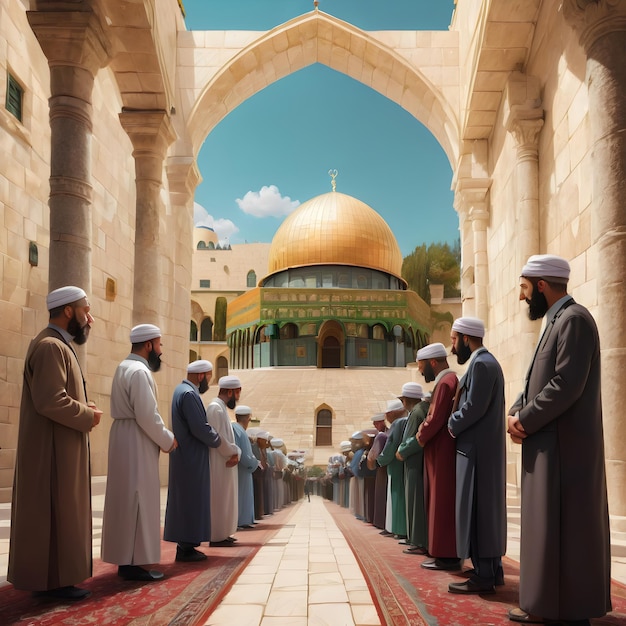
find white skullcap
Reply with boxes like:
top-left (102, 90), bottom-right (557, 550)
top-left (398, 383), bottom-right (424, 400)
top-left (130, 324), bottom-right (161, 343)
top-left (424, 392), bottom-right (432, 400)
top-left (351, 431), bottom-right (364, 439)
top-left (46, 286), bottom-right (87, 310)
top-left (416, 343), bottom-right (447, 361)
top-left (371, 413), bottom-right (386, 423)
top-left (234, 405), bottom-right (252, 416)
top-left (256, 430), bottom-right (270, 440)
top-left (339, 440), bottom-right (352, 452)
top-left (452, 316), bottom-right (485, 338)
top-left (386, 398), bottom-right (405, 412)
top-left (521, 254), bottom-right (570, 283)
top-left (218, 375), bottom-right (241, 389)
top-left (187, 359), bottom-right (212, 374)
top-left (271, 438), bottom-right (284, 447)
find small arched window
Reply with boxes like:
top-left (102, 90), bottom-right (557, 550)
top-left (200, 317), bottom-right (213, 341)
top-left (190, 320), bottom-right (198, 341)
top-left (246, 270), bottom-right (257, 288)
top-left (197, 241), bottom-right (206, 250)
top-left (315, 409), bottom-right (333, 446)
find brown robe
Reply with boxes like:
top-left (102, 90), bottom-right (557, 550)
top-left (8, 328), bottom-right (94, 591)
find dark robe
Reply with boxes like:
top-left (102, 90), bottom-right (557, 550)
top-left (449, 348), bottom-right (506, 577)
top-left (418, 370), bottom-right (458, 558)
top-left (368, 431), bottom-right (388, 528)
top-left (397, 400), bottom-right (430, 548)
top-left (164, 380), bottom-right (221, 544)
top-left (509, 298), bottom-right (611, 620)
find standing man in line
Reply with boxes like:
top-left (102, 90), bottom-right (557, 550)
top-left (232, 405), bottom-right (260, 529)
top-left (377, 398), bottom-right (409, 540)
top-left (396, 376), bottom-right (429, 555)
top-left (102, 324), bottom-right (177, 582)
top-left (417, 342), bottom-right (459, 571)
top-left (507, 255), bottom-right (611, 624)
top-left (206, 375), bottom-right (242, 547)
top-left (447, 317), bottom-right (506, 595)
top-left (366, 414), bottom-right (389, 531)
top-left (164, 360), bottom-right (221, 562)
top-left (9, 286), bottom-right (102, 600)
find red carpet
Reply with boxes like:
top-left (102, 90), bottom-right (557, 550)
top-left (327, 500), bottom-right (626, 626)
top-left (0, 508), bottom-right (296, 626)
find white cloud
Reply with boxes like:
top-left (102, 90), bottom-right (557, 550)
top-left (236, 185), bottom-right (300, 218)
top-left (193, 202), bottom-right (239, 246)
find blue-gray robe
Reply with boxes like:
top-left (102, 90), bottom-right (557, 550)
top-left (233, 421), bottom-right (258, 526)
top-left (164, 380), bottom-right (220, 544)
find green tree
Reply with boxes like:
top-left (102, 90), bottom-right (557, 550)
top-left (401, 244), bottom-right (429, 302)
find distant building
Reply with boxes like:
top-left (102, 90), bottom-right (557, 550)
top-left (226, 189), bottom-right (432, 368)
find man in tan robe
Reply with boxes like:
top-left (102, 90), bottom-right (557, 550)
top-left (8, 286), bottom-right (102, 600)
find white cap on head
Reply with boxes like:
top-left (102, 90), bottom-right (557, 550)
top-left (46, 286), bottom-right (87, 310)
top-left (271, 437), bottom-right (284, 448)
top-left (452, 316), bottom-right (485, 339)
top-left (339, 440), bottom-right (352, 452)
top-left (256, 430), bottom-right (270, 440)
top-left (398, 382), bottom-right (424, 400)
top-left (351, 431), bottom-right (364, 439)
top-left (386, 398), bottom-right (405, 412)
top-left (187, 359), bottom-right (212, 374)
top-left (218, 375), bottom-right (242, 389)
top-left (130, 324), bottom-right (161, 343)
top-left (371, 413), bottom-right (386, 423)
top-left (521, 254), bottom-right (570, 283)
top-left (416, 343), bottom-right (447, 361)
top-left (235, 405), bottom-right (252, 416)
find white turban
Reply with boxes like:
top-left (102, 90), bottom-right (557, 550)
top-left (271, 438), bottom-right (284, 448)
top-left (452, 316), bottom-right (485, 338)
top-left (521, 254), bottom-right (570, 283)
top-left (371, 413), bottom-right (386, 423)
top-left (218, 375), bottom-right (241, 389)
top-left (256, 430), bottom-right (270, 440)
top-left (386, 398), bottom-right (405, 412)
top-left (46, 286), bottom-right (87, 310)
top-left (398, 383), bottom-right (424, 400)
top-left (351, 431), bottom-right (364, 440)
top-left (339, 441), bottom-right (352, 452)
top-left (187, 359), bottom-right (212, 374)
top-left (416, 343), bottom-right (447, 361)
top-left (235, 405), bottom-right (252, 416)
top-left (130, 324), bottom-right (161, 343)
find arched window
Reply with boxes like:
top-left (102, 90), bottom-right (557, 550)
top-left (200, 317), bottom-right (213, 341)
top-left (246, 270), bottom-right (257, 288)
top-left (190, 320), bottom-right (198, 341)
top-left (315, 409), bottom-right (333, 446)
top-left (207, 241), bottom-right (215, 250)
top-left (197, 241), bottom-right (206, 250)
top-left (280, 323), bottom-right (298, 339)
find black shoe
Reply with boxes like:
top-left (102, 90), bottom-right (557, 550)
top-left (421, 558), bottom-right (462, 571)
top-left (449, 578), bottom-right (495, 594)
top-left (176, 547), bottom-right (207, 562)
top-left (403, 545), bottom-right (429, 555)
top-left (379, 530), bottom-right (392, 536)
top-left (227, 536), bottom-right (237, 542)
top-left (33, 586), bottom-right (91, 600)
top-left (465, 567), bottom-right (505, 586)
top-left (210, 539), bottom-right (236, 547)
top-left (118, 565), bottom-right (164, 581)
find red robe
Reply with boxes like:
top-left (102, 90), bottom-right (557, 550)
top-left (418, 370), bottom-right (458, 558)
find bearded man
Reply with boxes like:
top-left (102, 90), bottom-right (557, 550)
top-left (507, 255), bottom-right (611, 624)
top-left (164, 360), bottom-right (221, 561)
top-left (206, 375), bottom-right (242, 547)
top-left (8, 286), bottom-right (102, 600)
top-left (102, 324), bottom-right (177, 581)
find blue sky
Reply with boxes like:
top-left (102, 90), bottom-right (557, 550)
top-left (183, 0), bottom-right (457, 257)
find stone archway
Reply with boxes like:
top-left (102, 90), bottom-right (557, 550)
top-left (183, 10), bottom-right (460, 167)
top-left (318, 320), bottom-right (345, 368)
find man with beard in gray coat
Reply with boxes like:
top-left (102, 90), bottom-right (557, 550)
top-left (448, 317), bottom-right (506, 595)
top-left (507, 255), bottom-right (611, 624)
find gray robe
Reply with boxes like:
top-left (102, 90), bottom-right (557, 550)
top-left (449, 347), bottom-right (506, 561)
top-left (509, 298), bottom-right (611, 620)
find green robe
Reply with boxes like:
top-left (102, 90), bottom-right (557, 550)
top-left (397, 400), bottom-right (430, 548)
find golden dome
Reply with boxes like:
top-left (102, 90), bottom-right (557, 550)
top-left (267, 191), bottom-right (403, 278)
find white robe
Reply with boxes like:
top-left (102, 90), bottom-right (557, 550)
top-left (101, 355), bottom-right (174, 565)
top-left (206, 398), bottom-right (241, 541)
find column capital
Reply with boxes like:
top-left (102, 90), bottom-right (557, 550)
top-left (455, 178), bottom-right (491, 206)
top-left (120, 110), bottom-right (176, 158)
top-left (561, 0), bottom-right (626, 51)
top-left (167, 157), bottom-right (202, 196)
top-left (27, 9), bottom-right (112, 76)
top-left (508, 117), bottom-right (545, 159)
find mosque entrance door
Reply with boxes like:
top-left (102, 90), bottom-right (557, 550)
top-left (321, 336), bottom-right (341, 368)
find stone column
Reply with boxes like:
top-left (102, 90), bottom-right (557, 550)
top-left (27, 9), bottom-right (111, 291)
top-left (563, 0), bottom-right (626, 516)
top-left (505, 74), bottom-right (545, 383)
top-left (455, 180), bottom-right (491, 324)
top-left (119, 111), bottom-right (176, 325)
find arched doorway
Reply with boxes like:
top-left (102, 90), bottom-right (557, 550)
top-left (321, 336), bottom-right (341, 369)
top-left (318, 320), bottom-right (344, 368)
